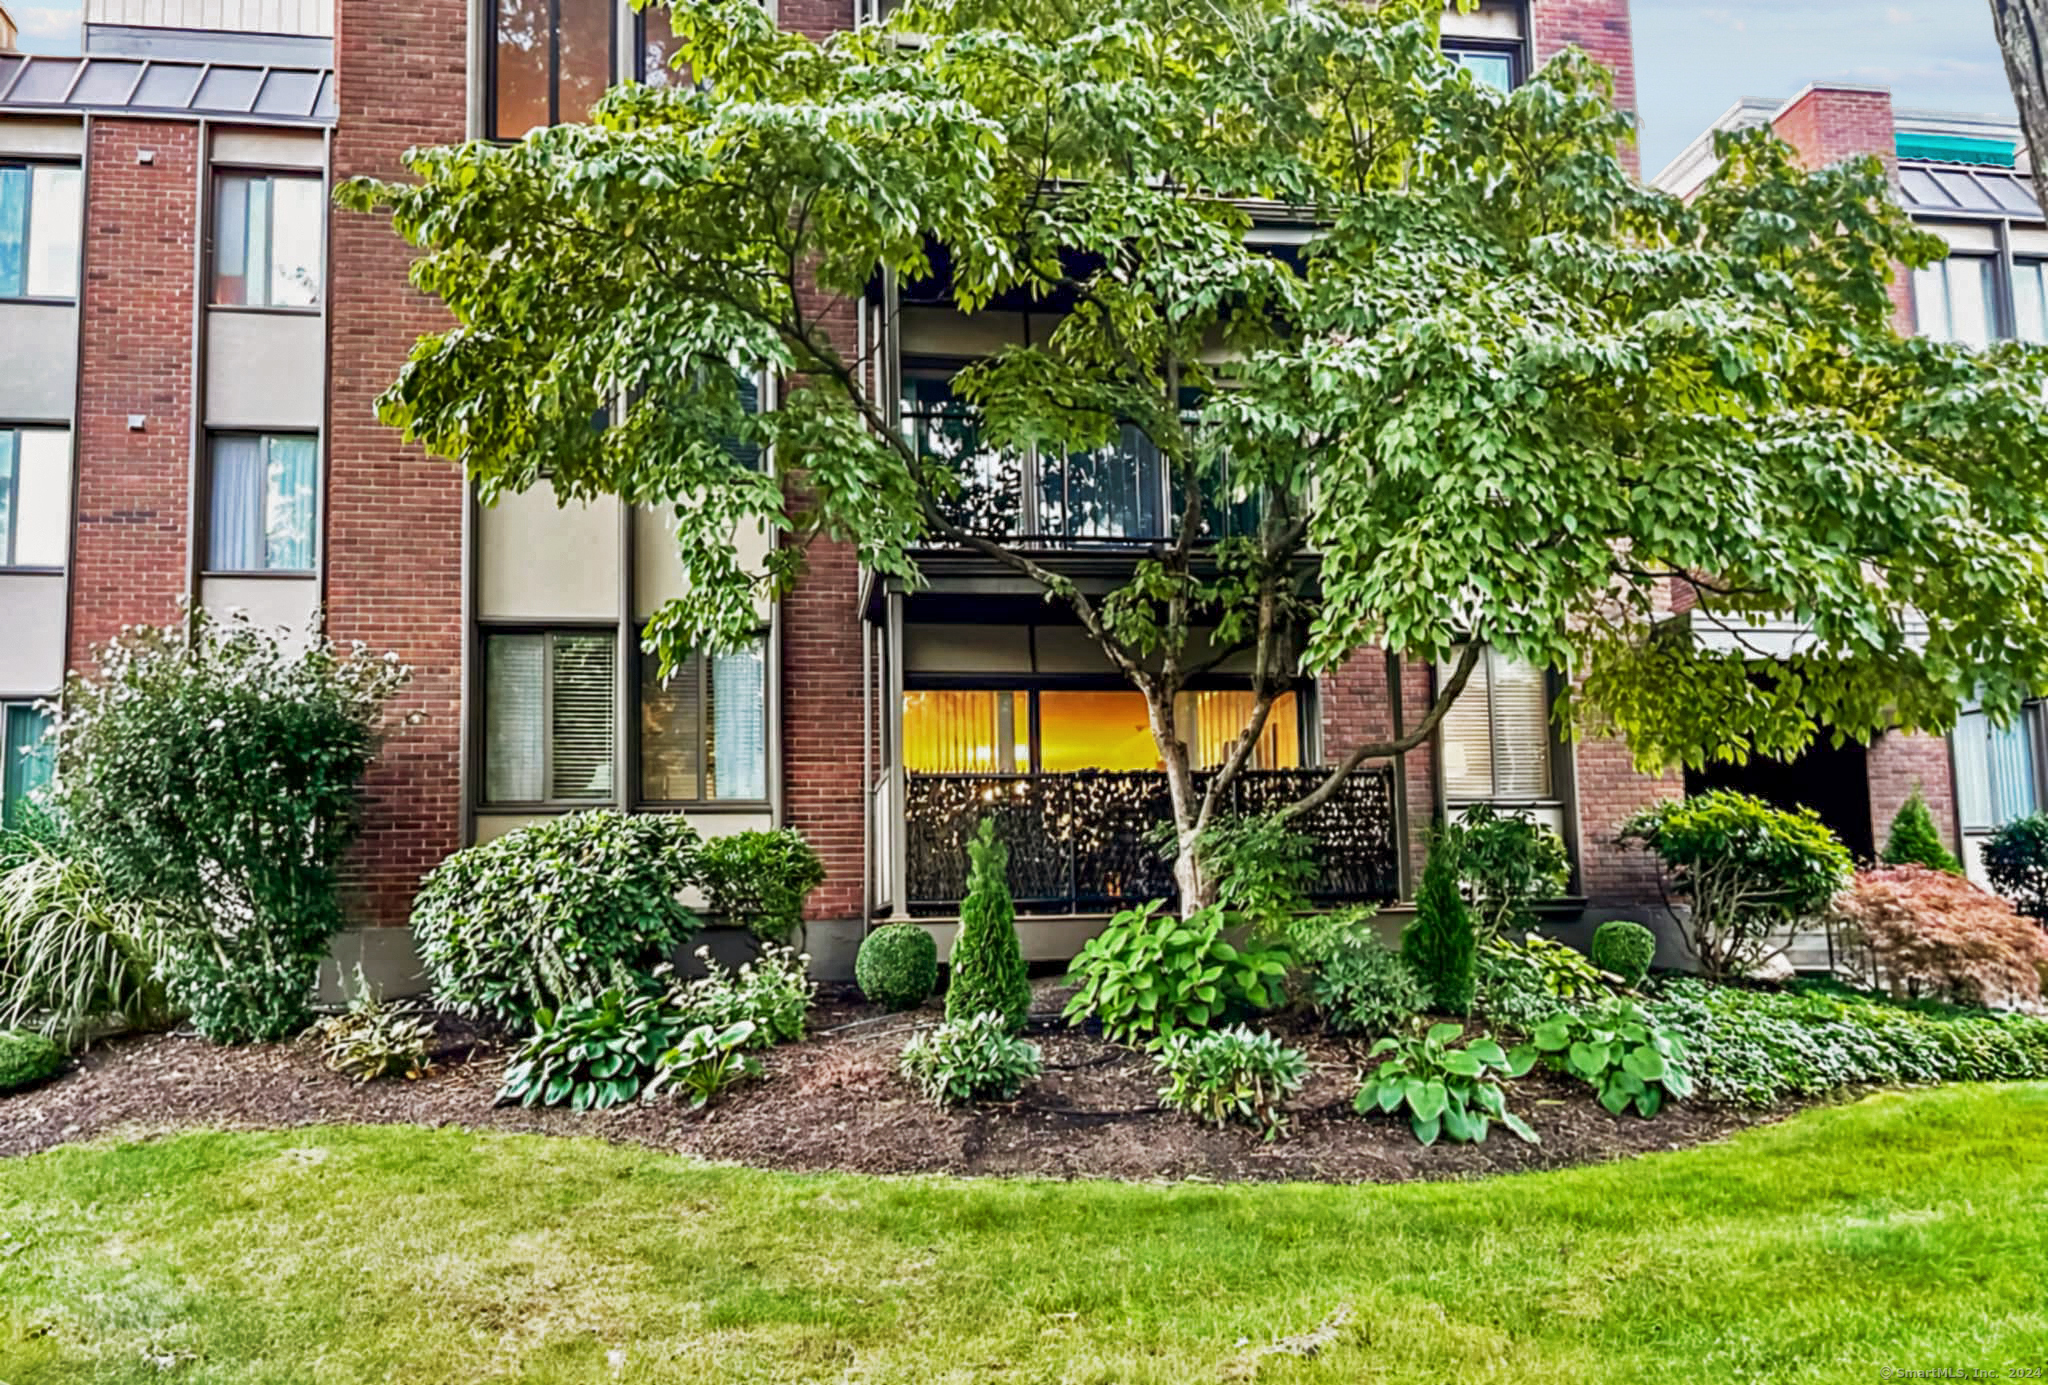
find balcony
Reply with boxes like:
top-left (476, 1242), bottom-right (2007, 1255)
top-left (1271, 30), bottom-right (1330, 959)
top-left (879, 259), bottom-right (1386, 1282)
top-left (901, 766), bottom-right (1399, 915)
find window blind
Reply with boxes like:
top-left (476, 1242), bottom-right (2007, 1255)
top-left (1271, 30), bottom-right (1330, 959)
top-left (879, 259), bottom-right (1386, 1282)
top-left (1440, 648), bottom-right (1550, 800)
top-left (11, 430), bottom-right (70, 569)
top-left (1439, 654), bottom-right (1497, 799)
top-left (639, 654), bottom-right (703, 800)
top-left (708, 643), bottom-right (767, 799)
top-left (2, 705), bottom-right (53, 829)
top-left (484, 634), bottom-right (545, 803)
top-left (549, 633), bottom-right (616, 801)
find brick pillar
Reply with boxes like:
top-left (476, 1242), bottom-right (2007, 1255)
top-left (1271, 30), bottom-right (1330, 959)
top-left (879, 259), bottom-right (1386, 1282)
top-left (1769, 85), bottom-right (1914, 330)
top-left (1865, 730), bottom-right (1960, 858)
top-left (1320, 650), bottom-right (1436, 889)
top-left (325, 0), bottom-right (471, 926)
top-left (69, 119), bottom-right (198, 669)
top-left (1572, 733), bottom-right (1683, 910)
top-left (1533, 0), bottom-right (1639, 174)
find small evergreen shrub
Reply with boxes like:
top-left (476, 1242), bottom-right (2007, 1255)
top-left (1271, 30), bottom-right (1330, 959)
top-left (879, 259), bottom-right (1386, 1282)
top-left (1154, 1025), bottom-right (1309, 1141)
top-left (1403, 832), bottom-right (1476, 1015)
top-left (899, 1010), bottom-right (1043, 1106)
top-left (945, 820), bottom-right (1031, 1033)
top-left (1355, 1023), bottom-right (1538, 1146)
top-left (1589, 920), bottom-right (1658, 988)
top-left (664, 943), bottom-right (813, 1047)
top-left (497, 987), bottom-right (693, 1111)
top-left (1881, 788), bottom-right (1962, 874)
top-left (1514, 1000), bottom-right (1693, 1117)
top-left (413, 811), bottom-right (701, 1025)
top-left (1984, 813), bottom-right (2048, 925)
top-left (856, 924), bottom-right (939, 1011)
top-left (315, 975), bottom-right (436, 1083)
top-left (1831, 866), bottom-right (2048, 1010)
top-left (1064, 900), bottom-right (1290, 1046)
top-left (0, 1029), bottom-right (63, 1092)
top-left (695, 829), bottom-right (825, 942)
top-left (1309, 937), bottom-right (1428, 1038)
top-left (1452, 805), bottom-right (1571, 939)
top-left (648, 1021), bottom-right (764, 1109)
top-left (1476, 933), bottom-right (1609, 1031)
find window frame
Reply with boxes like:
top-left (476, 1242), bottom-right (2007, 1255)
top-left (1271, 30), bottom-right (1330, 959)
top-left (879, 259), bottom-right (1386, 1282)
top-left (1437, 648), bottom-right (1560, 806)
top-left (485, 0), bottom-right (619, 140)
top-left (1915, 252), bottom-right (2002, 346)
top-left (1442, 38), bottom-right (1525, 92)
top-left (0, 424), bottom-right (71, 573)
top-left (634, 632), bottom-right (773, 809)
top-left (200, 430), bottom-right (321, 577)
top-left (476, 624), bottom-right (623, 811)
top-left (1, 702), bottom-right (54, 830)
top-left (0, 159), bottom-right (83, 305)
top-left (207, 167), bottom-right (326, 312)
top-left (1954, 701), bottom-right (2044, 834)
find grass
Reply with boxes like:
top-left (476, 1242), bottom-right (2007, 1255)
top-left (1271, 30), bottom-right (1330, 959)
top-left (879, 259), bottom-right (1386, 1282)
top-left (3, 1087), bottom-right (2047, 1383)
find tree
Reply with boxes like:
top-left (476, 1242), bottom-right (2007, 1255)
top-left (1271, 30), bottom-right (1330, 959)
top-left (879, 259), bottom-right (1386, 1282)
top-left (1990, 1), bottom-right (2048, 214)
top-left (1881, 787), bottom-right (1963, 875)
top-left (1403, 832), bottom-right (1476, 1016)
top-left (342, 0), bottom-right (2048, 914)
top-left (945, 819), bottom-right (1031, 1032)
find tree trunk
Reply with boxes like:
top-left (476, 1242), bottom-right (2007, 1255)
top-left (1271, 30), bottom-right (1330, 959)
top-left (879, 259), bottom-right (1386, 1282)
top-left (1991, 0), bottom-right (2048, 215)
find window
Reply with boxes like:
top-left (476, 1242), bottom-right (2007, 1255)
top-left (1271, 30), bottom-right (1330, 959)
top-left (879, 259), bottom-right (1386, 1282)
top-left (2013, 260), bottom-right (2048, 345)
top-left (3, 704), bottom-right (54, 829)
top-left (1439, 648), bottom-right (1552, 800)
top-left (490, 0), bottom-right (615, 138)
top-left (1915, 255), bottom-right (1997, 347)
top-left (0, 427), bottom-right (70, 569)
top-left (901, 687), bottom-right (1303, 774)
top-left (638, 4), bottom-right (686, 87)
top-left (1954, 706), bottom-right (2039, 832)
top-left (206, 434), bottom-right (317, 572)
top-left (1445, 45), bottom-right (1517, 91)
top-left (483, 630), bottom-right (617, 804)
top-left (0, 163), bottom-right (82, 300)
top-left (639, 636), bottom-right (769, 803)
top-left (212, 172), bottom-right (324, 308)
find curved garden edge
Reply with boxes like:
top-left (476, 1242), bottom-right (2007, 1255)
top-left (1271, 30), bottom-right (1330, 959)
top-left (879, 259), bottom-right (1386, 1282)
top-left (1, 982), bottom-right (1812, 1184)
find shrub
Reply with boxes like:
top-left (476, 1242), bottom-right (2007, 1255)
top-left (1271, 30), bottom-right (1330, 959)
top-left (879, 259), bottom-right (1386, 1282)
top-left (0, 801), bottom-right (62, 875)
top-left (1452, 805), bottom-right (1571, 939)
top-left (694, 829), bottom-right (825, 943)
top-left (0, 1029), bottom-right (63, 1093)
top-left (1476, 933), bottom-right (1610, 1032)
top-left (1064, 900), bottom-right (1289, 1046)
top-left (899, 1010), bottom-right (1044, 1106)
top-left (1983, 813), bottom-right (2048, 925)
top-left (856, 924), bottom-right (938, 1011)
top-left (1196, 815), bottom-right (1317, 941)
top-left (1589, 920), bottom-right (1658, 988)
top-left (1881, 788), bottom-right (1962, 874)
top-left (1617, 790), bottom-right (1852, 981)
top-left (1402, 833), bottom-right (1476, 1015)
top-left (945, 819), bottom-right (1032, 1033)
top-left (315, 974), bottom-right (436, 1083)
top-left (496, 987), bottom-right (693, 1110)
top-left (0, 836), bottom-right (176, 1046)
top-left (1154, 1025), bottom-right (1309, 1141)
top-left (1354, 1023), bottom-right (1537, 1146)
top-left (647, 1021), bottom-right (764, 1110)
top-left (50, 611), bottom-right (408, 1043)
top-left (1309, 936), bottom-right (1428, 1039)
top-left (1830, 866), bottom-right (2048, 1011)
top-left (665, 943), bottom-right (813, 1047)
top-left (1515, 1000), bottom-right (1693, 1117)
top-left (413, 811), bottom-right (702, 1025)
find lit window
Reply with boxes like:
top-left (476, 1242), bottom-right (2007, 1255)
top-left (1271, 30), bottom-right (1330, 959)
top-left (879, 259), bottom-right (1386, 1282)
top-left (639, 637), bottom-right (769, 803)
top-left (491, 0), bottom-right (615, 137)
top-left (1915, 256), bottom-right (1997, 347)
top-left (212, 172), bottom-right (324, 308)
top-left (1439, 648), bottom-right (1552, 800)
top-left (1954, 706), bottom-right (2039, 832)
top-left (483, 630), bottom-right (618, 804)
top-left (0, 163), bottom-right (82, 300)
top-left (0, 427), bottom-right (70, 569)
top-left (902, 690), bottom-right (1029, 774)
top-left (899, 687), bottom-right (1302, 775)
top-left (2, 704), bottom-right (53, 829)
top-left (206, 434), bottom-right (317, 572)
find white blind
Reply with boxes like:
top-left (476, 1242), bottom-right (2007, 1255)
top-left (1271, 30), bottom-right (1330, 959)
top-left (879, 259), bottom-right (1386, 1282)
top-left (484, 635), bottom-right (545, 803)
top-left (1440, 648), bottom-right (1551, 800)
top-left (11, 429), bottom-right (70, 568)
top-left (1440, 652), bottom-right (1496, 798)
top-left (708, 643), bottom-right (767, 798)
top-left (549, 633), bottom-right (616, 801)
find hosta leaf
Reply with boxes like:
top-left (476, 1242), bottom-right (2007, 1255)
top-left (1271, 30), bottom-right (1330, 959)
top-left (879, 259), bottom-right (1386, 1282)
top-left (1411, 1112), bottom-right (1442, 1146)
top-left (1411, 1078), bottom-right (1448, 1123)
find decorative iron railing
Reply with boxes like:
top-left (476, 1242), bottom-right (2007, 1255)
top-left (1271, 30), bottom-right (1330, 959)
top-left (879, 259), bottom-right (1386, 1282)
top-left (903, 767), bottom-right (1399, 915)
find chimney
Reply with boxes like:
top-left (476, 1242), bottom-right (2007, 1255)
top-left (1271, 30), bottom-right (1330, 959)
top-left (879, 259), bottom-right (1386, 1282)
top-left (0, 3), bottom-right (19, 53)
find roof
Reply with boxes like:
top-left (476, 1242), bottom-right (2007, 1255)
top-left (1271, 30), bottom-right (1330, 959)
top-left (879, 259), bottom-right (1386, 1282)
top-left (1897, 160), bottom-right (2042, 220)
top-left (0, 51), bottom-right (334, 123)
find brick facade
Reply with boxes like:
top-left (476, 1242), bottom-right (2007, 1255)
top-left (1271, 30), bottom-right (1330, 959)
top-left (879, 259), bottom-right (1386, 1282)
top-left (1533, 0), bottom-right (1638, 172)
top-left (1769, 86), bottom-right (1918, 331)
top-left (1866, 730), bottom-right (1961, 857)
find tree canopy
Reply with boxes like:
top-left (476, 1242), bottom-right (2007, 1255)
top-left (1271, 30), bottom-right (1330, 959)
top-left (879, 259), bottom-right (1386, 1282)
top-left (341, 0), bottom-right (2048, 899)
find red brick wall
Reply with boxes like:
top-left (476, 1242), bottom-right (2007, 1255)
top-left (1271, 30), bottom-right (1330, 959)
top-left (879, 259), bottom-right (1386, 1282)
top-left (1769, 86), bottom-right (1916, 330)
top-left (1866, 730), bottom-right (1960, 858)
top-left (1573, 732), bottom-right (1683, 907)
top-left (1533, 0), bottom-right (1638, 173)
top-left (325, 0), bottom-right (470, 926)
top-left (1320, 651), bottom-right (1436, 887)
top-left (69, 120), bottom-right (198, 669)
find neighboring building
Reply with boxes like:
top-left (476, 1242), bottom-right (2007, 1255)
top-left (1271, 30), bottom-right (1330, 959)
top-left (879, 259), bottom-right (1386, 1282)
top-left (1, 0), bottom-right (1734, 983)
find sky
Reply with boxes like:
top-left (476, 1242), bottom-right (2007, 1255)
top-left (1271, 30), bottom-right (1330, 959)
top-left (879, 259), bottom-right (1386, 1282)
top-left (3, 0), bottom-right (2017, 179)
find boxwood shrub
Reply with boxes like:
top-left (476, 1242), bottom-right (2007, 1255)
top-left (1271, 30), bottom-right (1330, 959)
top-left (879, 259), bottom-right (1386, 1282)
top-left (856, 923), bottom-right (938, 1011)
top-left (0, 1029), bottom-right (63, 1093)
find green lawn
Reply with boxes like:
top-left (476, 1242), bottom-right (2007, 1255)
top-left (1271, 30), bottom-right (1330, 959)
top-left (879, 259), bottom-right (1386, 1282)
top-left (3, 1088), bottom-right (2046, 1383)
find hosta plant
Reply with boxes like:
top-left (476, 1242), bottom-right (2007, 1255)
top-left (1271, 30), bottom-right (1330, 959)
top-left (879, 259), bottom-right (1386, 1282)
top-left (665, 943), bottom-right (814, 1047)
top-left (647, 1020), bottom-right (763, 1110)
top-left (898, 1010), bottom-right (1044, 1106)
top-left (496, 987), bottom-right (690, 1111)
top-left (1354, 1022), bottom-right (1538, 1146)
top-left (1515, 1001), bottom-right (1694, 1118)
top-left (315, 973), bottom-right (437, 1083)
top-left (1154, 1025), bottom-right (1309, 1141)
top-left (1064, 900), bottom-right (1289, 1047)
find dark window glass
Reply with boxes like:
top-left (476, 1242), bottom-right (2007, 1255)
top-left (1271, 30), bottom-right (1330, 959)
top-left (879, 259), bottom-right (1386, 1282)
top-left (491, 0), bottom-right (614, 138)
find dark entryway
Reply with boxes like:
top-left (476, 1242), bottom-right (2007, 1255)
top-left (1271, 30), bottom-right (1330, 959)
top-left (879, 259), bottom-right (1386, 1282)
top-left (1686, 737), bottom-right (1875, 861)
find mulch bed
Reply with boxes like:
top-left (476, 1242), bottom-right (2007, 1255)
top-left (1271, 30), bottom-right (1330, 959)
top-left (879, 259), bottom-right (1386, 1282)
top-left (0, 981), bottom-right (1790, 1182)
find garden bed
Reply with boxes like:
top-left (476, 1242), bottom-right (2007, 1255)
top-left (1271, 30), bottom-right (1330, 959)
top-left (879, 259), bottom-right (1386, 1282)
top-left (0, 980), bottom-right (1786, 1181)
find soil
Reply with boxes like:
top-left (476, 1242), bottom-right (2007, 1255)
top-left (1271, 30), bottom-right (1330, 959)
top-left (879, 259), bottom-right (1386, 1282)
top-left (0, 982), bottom-right (1791, 1182)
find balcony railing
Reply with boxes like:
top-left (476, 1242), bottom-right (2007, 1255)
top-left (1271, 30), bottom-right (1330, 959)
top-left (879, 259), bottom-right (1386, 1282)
top-left (902, 767), bottom-right (1398, 915)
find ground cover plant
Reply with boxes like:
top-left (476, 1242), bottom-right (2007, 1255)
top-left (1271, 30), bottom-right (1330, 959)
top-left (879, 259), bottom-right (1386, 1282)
top-left (1476, 933), bottom-right (1610, 1032)
top-left (1517, 1000), bottom-right (1694, 1118)
top-left (1355, 1022), bottom-right (1538, 1146)
top-left (664, 943), bottom-right (814, 1047)
top-left (1306, 932), bottom-right (1429, 1039)
top-left (315, 978), bottom-right (436, 1084)
top-left (0, 1028), bottom-right (62, 1092)
top-left (647, 1020), bottom-right (763, 1110)
top-left (0, 832), bottom-right (174, 1046)
top-left (497, 988), bottom-right (694, 1111)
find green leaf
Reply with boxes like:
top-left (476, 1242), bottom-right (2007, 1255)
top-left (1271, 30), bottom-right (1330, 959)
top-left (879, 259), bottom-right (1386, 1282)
top-left (1411, 1112), bottom-right (1442, 1146)
top-left (1411, 1079), bottom-right (1449, 1124)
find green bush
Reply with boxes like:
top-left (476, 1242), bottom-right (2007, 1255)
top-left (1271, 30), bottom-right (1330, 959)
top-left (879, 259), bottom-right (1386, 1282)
top-left (1476, 933), bottom-right (1610, 1032)
top-left (1881, 788), bottom-right (1962, 874)
top-left (1196, 815), bottom-right (1317, 941)
top-left (1452, 805), bottom-right (1571, 939)
top-left (695, 829), bottom-right (825, 943)
top-left (497, 987), bottom-right (695, 1111)
top-left (899, 1010), bottom-right (1044, 1106)
top-left (1064, 900), bottom-right (1289, 1047)
top-left (413, 811), bottom-right (701, 1025)
top-left (1618, 790), bottom-right (1852, 981)
top-left (1154, 1025), bottom-right (1309, 1141)
top-left (945, 820), bottom-right (1031, 1033)
top-left (315, 974), bottom-right (436, 1083)
top-left (856, 924), bottom-right (938, 1011)
top-left (1354, 1022), bottom-right (1537, 1146)
top-left (1589, 920), bottom-right (1658, 988)
top-left (665, 943), bottom-right (813, 1047)
top-left (1983, 813), bottom-right (2048, 925)
top-left (647, 1020), bottom-right (764, 1110)
top-left (1403, 832), bottom-right (1476, 1015)
top-left (1514, 999), bottom-right (1693, 1117)
top-left (0, 1028), bottom-right (63, 1092)
top-left (1309, 935), bottom-right (1428, 1038)
top-left (0, 835), bottom-right (176, 1046)
top-left (50, 611), bottom-right (408, 1043)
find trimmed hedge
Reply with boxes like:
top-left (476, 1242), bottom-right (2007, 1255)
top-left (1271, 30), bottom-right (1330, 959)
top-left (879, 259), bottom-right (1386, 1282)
top-left (856, 924), bottom-right (938, 1011)
top-left (0, 1029), bottom-right (63, 1093)
top-left (1590, 920), bottom-right (1657, 988)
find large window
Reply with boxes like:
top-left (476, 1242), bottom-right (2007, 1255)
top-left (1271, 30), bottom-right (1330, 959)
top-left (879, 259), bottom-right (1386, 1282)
top-left (1915, 255), bottom-right (1997, 347)
top-left (483, 630), bottom-right (617, 805)
top-left (0, 162), bottom-right (82, 300)
top-left (0, 427), bottom-right (70, 570)
top-left (490, 0), bottom-right (615, 137)
top-left (902, 687), bottom-right (1302, 775)
top-left (1954, 706), bottom-right (2040, 833)
top-left (639, 637), bottom-right (769, 804)
top-left (2, 704), bottom-right (53, 829)
top-left (1439, 648), bottom-right (1552, 801)
top-left (206, 434), bottom-right (317, 573)
top-left (212, 172), bottom-right (324, 308)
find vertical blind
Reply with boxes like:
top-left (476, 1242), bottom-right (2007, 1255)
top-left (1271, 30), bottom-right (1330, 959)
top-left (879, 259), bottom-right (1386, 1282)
top-left (636, 637), bottom-right (771, 802)
top-left (1441, 647), bottom-right (1551, 800)
top-left (901, 688), bottom-right (1302, 775)
top-left (1954, 708), bottom-right (2038, 831)
top-left (902, 690), bottom-right (1028, 773)
top-left (208, 434), bottom-right (316, 571)
top-left (3, 705), bottom-right (54, 829)
top-left (707, 644), bottom-right (767, 799)
top-left (1176, 689), bottom-right (1301, 770)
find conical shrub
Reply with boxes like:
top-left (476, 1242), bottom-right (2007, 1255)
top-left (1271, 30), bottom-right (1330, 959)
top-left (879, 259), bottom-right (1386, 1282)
top-left (1403, 830), bottom-right (1476, 1016)
top-left (1882, 787), bottom-right (1963, 874)
top-left (945, 819), bottom-right (1031, 1033)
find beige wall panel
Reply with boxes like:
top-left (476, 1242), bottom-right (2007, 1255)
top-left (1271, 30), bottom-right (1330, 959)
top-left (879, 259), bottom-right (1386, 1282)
top-left (904, 622), bottom-right (1032, 674)
top-left (199, 574), bottom-right (319, 641)
top-left (0, 119), bottom-right (86, 159)
top-left (0, 304), bottom-right (78, 421)
top-left (86, 0), bottom-right (332, 35)
top-left (2012, 228), bottom-right (2048, 256)
top-left (1930, 222), bottom-right (1998, 253)
top-left (211, 128), bottom-right (327, 170)
top-left (478, 482), bottom-right (620, 620)
top-left (1441, 0), bottom-right (1523, 39)
top-left (0, 572), bottom-right (67, 695)
top-left (474, 813), bottom-right (548, 843)
top-left (899, 307), bottom-right (1049, 358)
top-left (632, 506), bottom-right (773, 624)
top-left (205, 311), bottom-right (324, 428)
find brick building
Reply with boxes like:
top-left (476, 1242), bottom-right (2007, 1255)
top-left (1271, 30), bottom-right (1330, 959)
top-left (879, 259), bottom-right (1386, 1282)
top-left (0, 0), bottom-right (1854, 983)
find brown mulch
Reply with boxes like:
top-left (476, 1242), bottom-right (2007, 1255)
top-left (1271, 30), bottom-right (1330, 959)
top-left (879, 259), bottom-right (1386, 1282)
top-left (0, 982), bottom-right (1791, 1182)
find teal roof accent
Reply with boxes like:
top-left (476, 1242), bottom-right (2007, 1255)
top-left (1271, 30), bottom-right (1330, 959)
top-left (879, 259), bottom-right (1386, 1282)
top-left (1896, 132), bottom-right (2015, 166)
